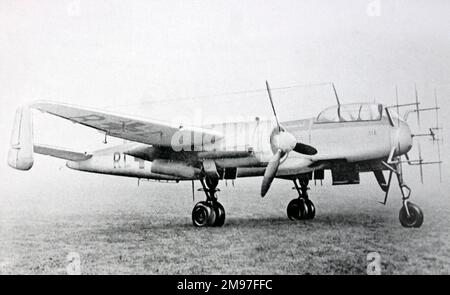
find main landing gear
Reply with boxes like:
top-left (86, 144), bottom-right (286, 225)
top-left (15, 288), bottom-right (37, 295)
top-left (287, 178), bottom-right (316, 220)
top-left (192, 177), bottom-right (226, 227)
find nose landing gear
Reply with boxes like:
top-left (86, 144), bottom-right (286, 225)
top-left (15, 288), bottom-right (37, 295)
top-left (381, 151), bottom-right (424, 228)
top-left (397, 180), bottom-right (424, 228)
top-left (192, 177), bottom-right (226, 227)
top-left (287, 178), bottom-right (315, 220)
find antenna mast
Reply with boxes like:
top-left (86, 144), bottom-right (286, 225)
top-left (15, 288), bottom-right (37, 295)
top-left (332, 83), bottom-right (340, 106)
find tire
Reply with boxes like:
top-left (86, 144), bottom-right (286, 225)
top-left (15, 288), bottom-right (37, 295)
top-left (287, 199), bottom-right (300, 220)
top-left (287, 199), bottom-right (308, 220)
top-left (213, 202), bottom-right (226, 227)
top-left (305, 199), bottom-right (316, 220)
top-left (298, 199), bottom-right (309, 220)
top-left (399, 202), bottom-right (424, 228)
top-left (192, 202), bottom-right (216, 227)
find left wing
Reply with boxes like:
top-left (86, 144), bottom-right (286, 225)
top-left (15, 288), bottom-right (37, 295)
top-left (31, 101), bottom-right (223, 150)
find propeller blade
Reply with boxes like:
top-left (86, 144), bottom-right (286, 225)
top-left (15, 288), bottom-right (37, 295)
top-left (293, 142), bottom-right (318, 155)
top-left (261, 150), bottom-right (282, 197)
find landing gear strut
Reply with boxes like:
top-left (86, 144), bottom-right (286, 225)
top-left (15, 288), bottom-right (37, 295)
top-left (192, 177), bottom-right (225, 227)
top-left (287, 178), bottom-right (315, 220)
top-left (382, 153), bottom-right (424, 228)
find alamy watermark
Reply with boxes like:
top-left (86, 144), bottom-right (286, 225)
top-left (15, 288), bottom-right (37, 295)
top-left (66, 252), bottom-right (81, 275)
top-left (366, 252), bottom-right (382, 275)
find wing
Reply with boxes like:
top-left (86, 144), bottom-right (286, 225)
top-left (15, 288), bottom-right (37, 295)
top-left (31, 101), bottom-right (223, 149)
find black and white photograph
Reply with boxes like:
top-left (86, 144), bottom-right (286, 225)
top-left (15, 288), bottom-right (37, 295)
top-left (0, 0), bottom-right (449, 279)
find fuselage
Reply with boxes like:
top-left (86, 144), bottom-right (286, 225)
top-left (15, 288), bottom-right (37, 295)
top-left (66, 103), bottom-right (413, 181)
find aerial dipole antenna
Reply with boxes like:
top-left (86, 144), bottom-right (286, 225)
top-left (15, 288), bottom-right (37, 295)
top-left (395, 86), bottom-right (400, 126)
top-left (393, 85), bottom-right (442, 184)
top-left (418, 142), bottom-right (424, 183)
top-left (434, 89), bottom-right (442, 183)
top-left (414, 85), bottom-right (424, 183)
top-left (414, 84), bottom-right (421, 129)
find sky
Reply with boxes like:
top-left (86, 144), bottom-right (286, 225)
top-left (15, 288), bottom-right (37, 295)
top-left (0, 0), bottom-right (449, 192)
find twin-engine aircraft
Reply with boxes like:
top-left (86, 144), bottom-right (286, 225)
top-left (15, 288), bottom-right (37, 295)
top-left (8, 82), bottom-right (441, 228)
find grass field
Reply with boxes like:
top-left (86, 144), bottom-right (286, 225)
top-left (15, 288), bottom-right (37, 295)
top-left (1, 171), bottom-right (449, 275)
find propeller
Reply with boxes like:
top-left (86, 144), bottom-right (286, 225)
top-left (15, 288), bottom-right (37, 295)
top-left (260, 81), bottom-right (317, 197)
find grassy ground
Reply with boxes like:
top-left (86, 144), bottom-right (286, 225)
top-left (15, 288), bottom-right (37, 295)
top-left (1, 172), bottom-right (449, 275)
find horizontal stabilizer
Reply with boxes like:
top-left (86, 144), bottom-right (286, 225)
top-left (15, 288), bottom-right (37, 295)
top-left (34, 144), bottom-right (92, 161)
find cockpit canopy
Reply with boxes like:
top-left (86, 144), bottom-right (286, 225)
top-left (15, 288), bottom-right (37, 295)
top-left (316, 103), bottom-right (383, 123)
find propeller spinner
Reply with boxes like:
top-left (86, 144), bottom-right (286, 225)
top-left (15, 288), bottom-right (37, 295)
top-left (261, 81), bottom-right (317, 197)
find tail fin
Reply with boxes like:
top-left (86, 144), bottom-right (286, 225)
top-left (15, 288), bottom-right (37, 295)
top-left (7, 106), bottom-right (34, 170)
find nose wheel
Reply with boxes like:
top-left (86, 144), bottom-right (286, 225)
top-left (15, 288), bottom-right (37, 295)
top-left (287, 178), bottom-right (315, 221)
top-left (192, 178), bottom-right (226, 227)
top-left (399, 201), bottom-right (424, 228)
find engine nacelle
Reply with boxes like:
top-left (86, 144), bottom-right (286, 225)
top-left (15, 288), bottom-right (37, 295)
top-left (7, 106), bottom-right (34, 170)
top-left (151, 159), bottom-right (200, 179)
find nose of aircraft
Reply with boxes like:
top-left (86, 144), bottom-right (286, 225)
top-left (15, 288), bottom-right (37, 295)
top-left (393, 121), bottom-right (413, 155)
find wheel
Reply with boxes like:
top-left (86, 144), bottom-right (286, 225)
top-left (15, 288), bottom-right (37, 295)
top-left (399, 202), bottom-right (424, 228)
top-left (287, 199), bottom-right (300, 220)
top-left (298, 199), bottom-right (309, 220)
top-left (304, 199), bottom-right (316, 220)
top-left (212, 202), bottom-right (226, 227)
top-left (192, 201), bottom-right (216, 227)
top-left (287, 199), bottom-right (308, 220)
